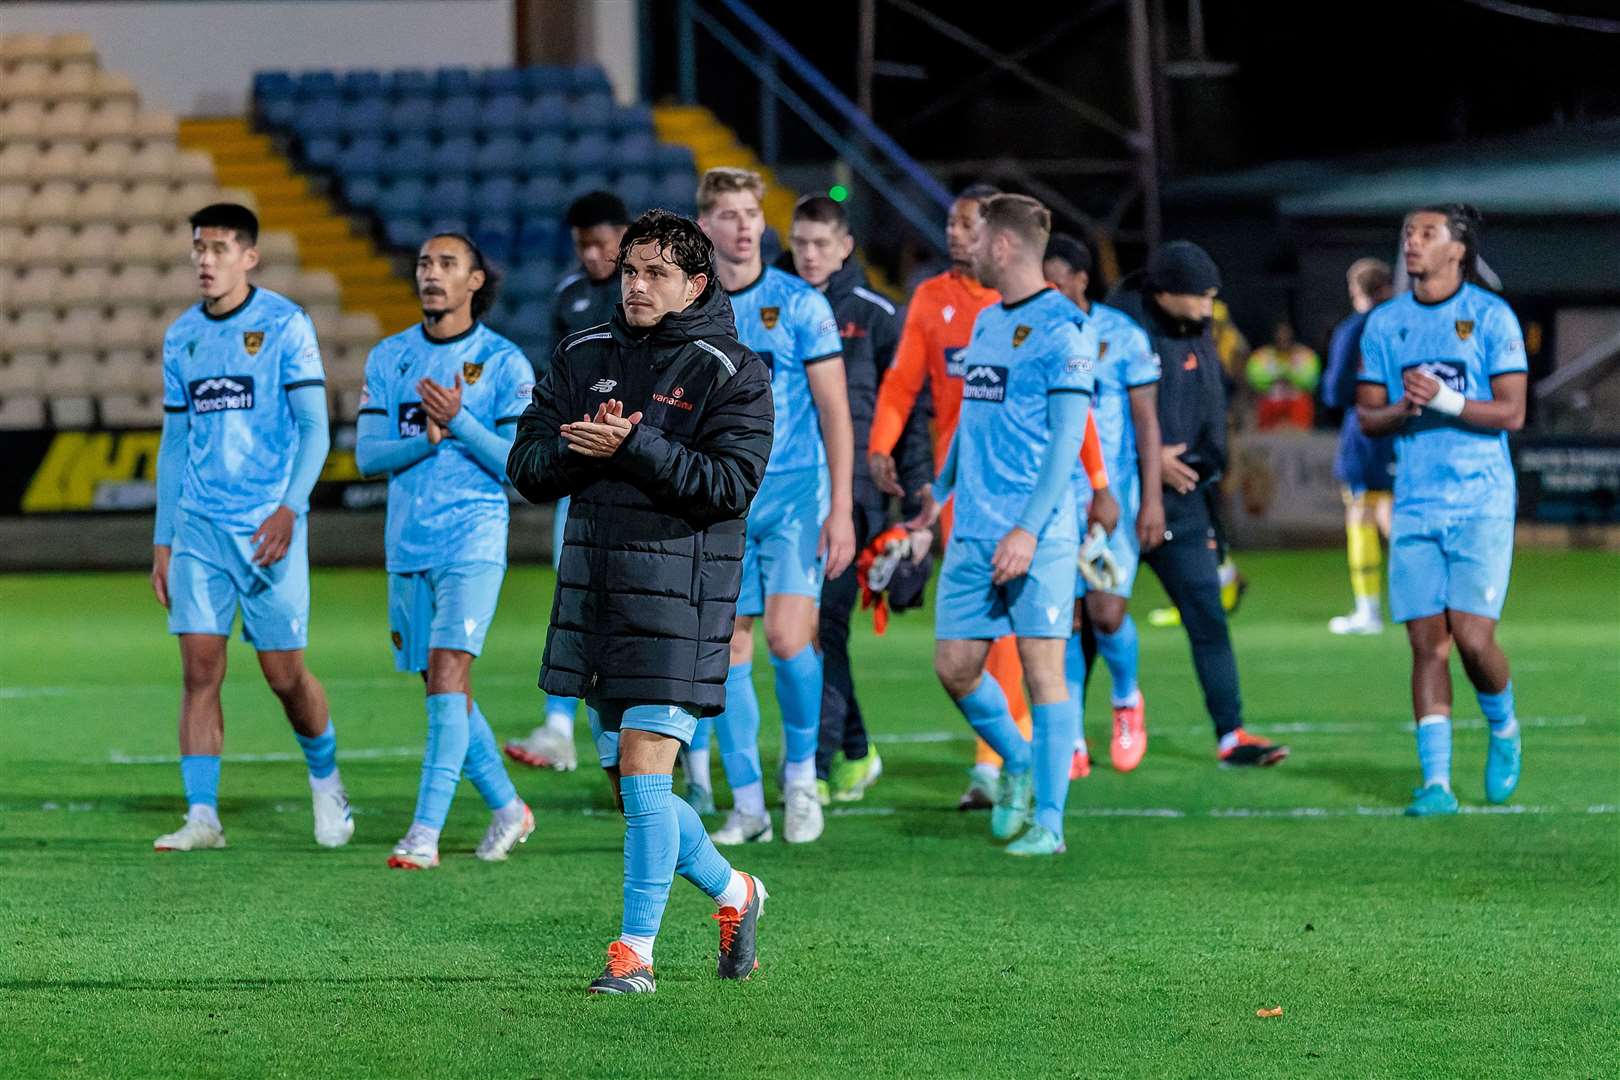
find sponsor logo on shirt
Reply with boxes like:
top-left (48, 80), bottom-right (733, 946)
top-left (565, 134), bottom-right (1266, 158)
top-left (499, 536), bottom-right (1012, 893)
top-left (840, 321), bottom-right (867, 340)
top-left (817, 317), bottom-right (838, 339)
top-left (1455, 320), bottom-right (1474, 342)
top-left (1012, 325), bottom-right (1032, 348)
top-left (1065, 353), bottom-right (1094, 374)
top-left (589, 378), bottom-right (618, 393)
top-left (462, 362), bottom-right (483, 385)
top-left (963, 365), bottom-right (1008, 402)
top-left (945, 346), bottom-right (968, 379)
top-left (398, 401), bottom-right (427, 437)
top-left (358, 386), bottom-right (371, 406)
top-left (1417, 360), bottom-right (1467, 393)
top-left (242, 331), bottom-right (264, 357)
top-left (653, 384), bottom-right (695, 411)
top-left (189, 375), bottom-right (255, 413)
top-left (517, 381), bottom-right (534, 400)
top-left (760, 306), bottom-right (780, 330)
top-left (1183, 353), bottom-right (1198, 371)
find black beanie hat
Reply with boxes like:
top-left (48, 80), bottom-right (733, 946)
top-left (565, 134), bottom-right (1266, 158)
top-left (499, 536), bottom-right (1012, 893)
top-left (1147, 240), bottom-right (1220, 295)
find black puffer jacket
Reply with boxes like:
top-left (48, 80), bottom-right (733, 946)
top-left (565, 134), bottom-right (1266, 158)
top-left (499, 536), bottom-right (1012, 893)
top-left (1107, 271), bottom-right (1228, 535)
top-left (507, 284), bottom-right (774, 716)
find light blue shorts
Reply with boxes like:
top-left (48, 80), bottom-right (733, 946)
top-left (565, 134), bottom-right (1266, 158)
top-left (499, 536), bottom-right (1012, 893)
top-left (1389, 511), bottom-right (1514, 623)
top-left (1077, 488), bottom-right (1142, 600)
top-left (168, 509), bottom-right (310, 652)
top-left (738, 464), bottom-right (830, 617)
top-left (586, 701), bottom-right (701, 768)
top-left (387, 561), bottom-right (506, 672)
top-left (552, 495), bottom-right (569, 571)
top-left (936, 534), bottom-right (1078, 640)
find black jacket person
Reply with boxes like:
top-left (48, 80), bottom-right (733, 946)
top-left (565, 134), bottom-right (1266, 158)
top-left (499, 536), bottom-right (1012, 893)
top-left (1106, 241), bottom-right (1288, 767)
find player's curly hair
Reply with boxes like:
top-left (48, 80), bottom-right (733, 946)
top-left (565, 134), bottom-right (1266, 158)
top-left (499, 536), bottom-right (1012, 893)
top-left (616, 209), bottom-right (716, 286)
top-left (1414, 203), bottom-right (1486, 286)
top-left (428, 232), bottom-right (502, 319)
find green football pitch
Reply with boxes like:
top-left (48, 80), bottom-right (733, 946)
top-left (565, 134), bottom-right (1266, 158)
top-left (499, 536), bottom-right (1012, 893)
top-left (2, 550), bottom-right (1615, 1079)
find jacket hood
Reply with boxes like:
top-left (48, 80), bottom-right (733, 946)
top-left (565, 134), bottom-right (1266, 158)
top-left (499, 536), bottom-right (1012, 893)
top-left (1105, 270), bottom-right (1210, 339)
top-left (610, 276), bottom-right (737, 350)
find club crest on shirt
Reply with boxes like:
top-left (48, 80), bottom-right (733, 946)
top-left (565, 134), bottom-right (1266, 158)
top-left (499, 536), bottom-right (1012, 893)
top-left (1098, 340), bottom-right (1110, 359)
top-left (760, 306), bottom-right (780, 330)
top-left (242, 331), bottom-right (264, 356)
top-left (1455, 320), bottom-right (1474, 342)
top-left (1012, 325), bottom-right (1032, 348)
top-left (462, 362), bottom-right (484, 385)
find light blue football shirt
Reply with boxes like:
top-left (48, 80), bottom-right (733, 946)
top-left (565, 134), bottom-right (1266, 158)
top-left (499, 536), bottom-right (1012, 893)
top-left (1358, 283), bottom-right (1527, 518)
top-left (954, 287), bottom-right (1099, 543)
top-left (360, 322), bottom-right (535, 572)
top-left (1076, 301), bottom-right (1159, 506)
top-left (727, 265), bottom-right (842, 477)
top-left (161, 286), bottom-right (326, 532)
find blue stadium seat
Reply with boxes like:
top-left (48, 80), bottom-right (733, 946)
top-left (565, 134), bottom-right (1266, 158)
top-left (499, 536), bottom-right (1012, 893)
top-left (425, 177), bottom-right (472, 218)
top-left (337, 137), bottom-right (386, 177)
top-left (517, 219), bottom-right (564, 258)
top-left (653, 144), bottom-right (696, 176)
top-left (295, 109), bottom-right (345, 142)
top-left (435, 67), bottom-right (475, 97)
top-left (570, 66), bottom-right (613, 96)
top-left (473, 176), bottom-right (518, 218)
top-left (616, 172), bottom-right (655, 214)
top-left (344, 176), bottom-right (383, 209)
top-left (614, 131), bottom-right (658, 166)
top-left (380, 135), bottom-right (435, 177)
top-left (522, 94), bottom-right (570, 133)
top-left (296, 71), bottom-right (340, 100)
top-left (482, 94), bottom-right (525, 136)
top-left (611, 104), bottom-right (654, 134)
top-left (339, 70), bottom-right (385, 101)
top-left (566, 173), bottom-right (614, 203)
top-left (505, 298), bottom-right (551, 339)
top-left (481, 68), bottom-right (526, 99)
top-left (254, 71), bottom-right (296, 104)
top-left (425, 215), bottom-right (471, 237)
top-left (434, 94), bottom-right (482, 136)
top-left (378, 179), bottom-right (428, 220)
top-left (502, 263), bottom-right (555, 301)
top-left (389, 97), bottom-right (436, 136)
top-left (519, 177), bottom-right (568, 219)
top-left (431, 135), bottom-right (478, 176)
top-left (652, 173), bottom-right (697, 211)
top-left (568, 134), bottom-right (615, 173)
top-left (471, 224), bottom-right (514, 266)
top-left (474, 137), bottom-right (524, 177)
top-left (389, 68), bottom-right (433, 99)
top-left (383, 215), bottom-right (424, 251)
top-left (567, 94), bottom-right (615, 132)
top-left (304, 136), bottom-right (343, 170)
top-left (262, 98), bottom-right (299, 129)
top-left (522, 134), bottom-right (570, 175)
top-left (342, 98), bottom-right (391, 138)
top-left (523, 67), bottom-right (572, 96)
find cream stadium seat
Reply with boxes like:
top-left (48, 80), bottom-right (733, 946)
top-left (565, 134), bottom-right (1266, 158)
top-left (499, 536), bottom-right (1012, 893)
top-left (10, 267), bottom-right (61, 310)
top-left (123, 181), bottom-right (171, 224)
top-left (41, 350), bottom-right (97, 394)
top-left (256, 265), bottom-right (297, 295)
top-left (0, 142), bottom-right (37, 181)
top-left (0, 186), bottom-right (27, 227)
top-left (6, 311), bottom-right (54, 351)
top-left (107, 265), bottom-right (160, 307)
top-left (30, 143), bottom-right (86, 182)
top-left (97, 349), bottom-right (158, 395)
top-left (127, 143), bottom-right (176, 182)
top-left (51, 310), bottom-right (102, 352)
top-left (0, 101), bottom-right (46, 139)
top-left (155, 264), bottom-right (196, 305)
top-left (64, 222), bottom-right (120, 266)
top-left (91, 70), bottom-right (138, 107)
top-left (84, 100), bottom-right (137, 141)
top-left (0, 354), bottom-right (45, 403)
top-left (19, 224), bottom-right (74, 266)
top-left (76, 180), bottom-right (125, 224)
top-left (99, 393), bottom-right (163, 427)
top-left (216, 187), bottom-right (258, 213)
top-left (0, 396), bottom-right (47, 429)
top-left (173, 150), bottom-right (214, 184)
top-left (257, 230), bottom-right (298, 265)
top-left (113, 223), bottom-right (170, 265)
top-left (132, 110), bottom-right (178, 142)
top-left (81, 141), bottom-right (134, 180)
top-left (24, 181), bottom-right (79, 226)
top-left (338, 311), bottom-right (382, 347)
top-left (49, 33), bottom-right (97, 65)
top-left (39, 99), bottom-right (92, 140)
top-left (166, 182), bottom-right (219, 219)
top-left (99, 307), bottom-right (151, 351)
top-left (59, 265), bottom-right (113, 310)
top-left (295, 269), bottom-right (342, 308)
top-left (0, 268), bottom-right (13, 311)
top-left (0, 225), bottom-right (23, 262)
top-left (45, 64), bottom-right (97, 101)
top-left (0, 64), bottom-right (48, 100)
top-left (2, 34), bottom-right (53, 64)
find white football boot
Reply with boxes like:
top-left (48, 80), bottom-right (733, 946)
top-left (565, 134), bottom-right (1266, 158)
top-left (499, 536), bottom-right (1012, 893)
top-left (503, 726), bottom-right (578, 771)
top-left (475, 803), bottom-right (535, 862)
top-left (710, 809), bottom-right (773, 846)
top-left (783, 781), bottom-right (825, 844)
top-left (154, 811), bottom-right (226, 852)
top-left (311, 775), bottom-right (355, 848)
top-left (387, 824), bottom-right (440, 869)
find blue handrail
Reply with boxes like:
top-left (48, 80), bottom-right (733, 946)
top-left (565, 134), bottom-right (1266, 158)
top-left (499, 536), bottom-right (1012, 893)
top-left (718, 0), bottom-right (953, 213)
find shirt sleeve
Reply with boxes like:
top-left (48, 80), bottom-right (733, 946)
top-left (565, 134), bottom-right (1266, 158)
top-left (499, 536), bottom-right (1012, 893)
top-left (1483, 301), bottom-right (1528, 378)
top-left (1046, 318), bottom-right (1098, 398)
top-left (1357, 317), bottom-right (1389, 387)
top-left (1122, 325), bottom-right (1160, 389)
top-left (495, 348), bottom-right (538, 425)
top-left (357, 346), bottom-right (389, 421)
top-left (279, 310), bottom-right (326, 391)
top-left (162, 332), bottom-right (187, 412)
top-left (796, 288), bottom-right (843, 365)
top-left (870, 299), bottom-right (931, 457)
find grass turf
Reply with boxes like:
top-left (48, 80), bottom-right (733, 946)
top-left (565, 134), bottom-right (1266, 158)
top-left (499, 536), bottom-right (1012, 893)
top-left (1, 549), bottom-right (1616, 1079)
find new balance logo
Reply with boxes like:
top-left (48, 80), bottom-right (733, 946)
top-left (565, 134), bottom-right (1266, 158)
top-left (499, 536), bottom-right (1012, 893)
top-left (188, 375), bottom-right (255, 413)
top-left (590, 379), bottom-right (618, 393)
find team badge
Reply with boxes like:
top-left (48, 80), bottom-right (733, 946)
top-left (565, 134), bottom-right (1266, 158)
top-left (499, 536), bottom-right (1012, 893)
top-left (242, 331), bottom-right (264, 356)
top-left (1098, 340), bottom-right (1110, 359)
top-left (462, 362), bottom-right (484, 385)
top-left (1455, 320), bottom-right (1474, 342)
top-left (760, 306), bottom-right (780, 330)
top-left (1012, 325), bottom-right (1032, 347)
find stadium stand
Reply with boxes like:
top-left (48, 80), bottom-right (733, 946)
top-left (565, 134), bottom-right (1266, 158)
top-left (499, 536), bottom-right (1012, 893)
top-left (0, 33), bottom-right (388, 429)
top-left (250, 64), bottom-right (699, 356)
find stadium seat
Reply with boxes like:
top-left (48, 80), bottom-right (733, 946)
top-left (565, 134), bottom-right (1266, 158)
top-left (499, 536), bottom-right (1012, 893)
top-left (99, 393), bottom-right (162, 427)
top-left (611, 104), bottom-right (654, 134)
top-left (59, 265), bottom-right (113, 310)
top-left (433, 95), bottom-right (481, 136)
top-left (0, 143), bottom-right (34, 181)
top-left (255, 265), bottom-right (297, 296)
top-left (516, 220), bottom-right (566, 262)
top-left (10, 268), bottom-right (60, 310)
top-left (81, 142), bottom-right (134, 181)
top-left (64, 222), bottom-right (119, 265)
top-left (471, 223), bottom-right (514, 266)
top-left (155, 264), bottom-right (197, 305)
top-left (388, 96), bottom-right (435, 136)
top-left (473, 136), bottom-right (523, 177)
top-left (430, 135), bottom-right (478, 176)
top-left (261, 97), bottom-right (300, 130)
top-left (337, 137), bottom-right (385, 177)
top-left (79, 181), bottom-right (126, 223)
top-left (653, 173), bottom-right (698, 212)
top-left (392, 68), bottom-right (434, 99)
top-left (342, 98), bottom-right (391, 139)
top-left (522, 67), bottom-right (572, 97)
top-left (164, 183), bottom-right (223, 219)
top-left (132, 110), bottom-right (179, 141)
top-left (0, 353), bottom-right (46, 401)
top-left (339, 70), bottom-right (385, 101)
top-left (617, 172), bottom-right (655, 215)
top-left (124, 182), bottom-right (172, 224)
top-left (294, 108), bottom-right (345, 143)
top-left (568, 94), bottom-right (615, 132)
top-left (83, 100), bottom-right (137, 141)
top-left (27, 183), bottom-right (78, 226)
top-left (296, 71), bottom-right (340, 101)
top-left (100, 308), bottom-right (152, 350)
top-left (294, 269), bottom-right (341, 307)
top-left (6, 311), bottom-right (55, 351)
top-left (0, 184), bottom-right (24, 227)
top-left (522, 93), bottom-right (569, 132)
top-left (433, 67), bottom-right (474, 97)
top-left (569, 134), bottom-right (615, 173)
top-left (653, 144), bottom-right (696, 176)
top-left (113, 223), bottom-right (171, 265)
top-left (0, 101), bottom-right (46, 139)
top-left (126, 143), bottom-right (176, 181)
top-left (304, 135), bottom-right (342, 170)
top-left (482, 94), bottom-right (525, 136)
top-left (503, 262), bottom-right (556, 302)
top-left (173, 151), bottom-right (214, 183)
top-left (571, 66), bottom-right (613, 95)
top-left (377, 178), bottom-right (428, 219)
top-left (32, 143), bottom-right (86, 181)
top-left (254, 71), bottom-right (296, 104)
top-left (518, 175), bottom-right (567, 217)
top-left (39, 100), bottom-right (91, 140)
top-left (258, 229), bottom-right (299, 265)
top-left (481, 68), bottom-right (525, 99)
top-left (344, 175), bottom-right (382, 209)
top-left (522, 134), bottom-right (569, 175)
top-left (614, 131), bottom-right (658, 166)
top-left (472, 175), bottom-right (518, 218)
top-left (566, 173), bottom-right (614, 203)
top-left (380, 135), bottom-right (434, 178)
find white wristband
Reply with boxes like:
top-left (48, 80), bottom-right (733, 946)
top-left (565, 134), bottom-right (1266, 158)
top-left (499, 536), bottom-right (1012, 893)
top-left (1426, 380), bottom-right (1466, 417)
